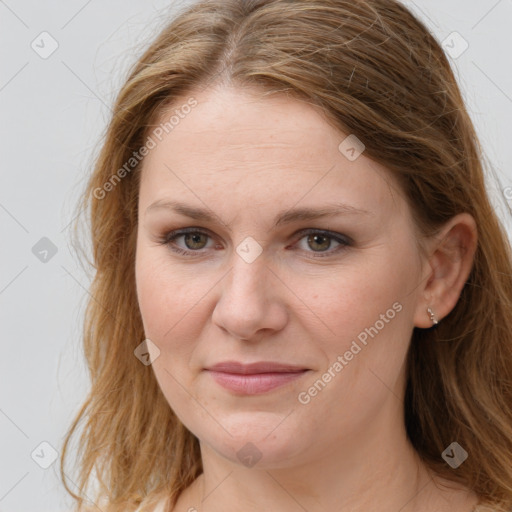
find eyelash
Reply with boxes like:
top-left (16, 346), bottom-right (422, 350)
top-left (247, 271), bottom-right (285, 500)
top-left (157, 227), bottom-right (352, 259)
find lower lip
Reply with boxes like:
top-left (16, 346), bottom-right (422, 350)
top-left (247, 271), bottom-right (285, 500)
top-left (205, 370), bottom-right (309, 394)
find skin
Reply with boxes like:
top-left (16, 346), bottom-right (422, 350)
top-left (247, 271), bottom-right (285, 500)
top-left (134, 85), bottom-right (479, 512)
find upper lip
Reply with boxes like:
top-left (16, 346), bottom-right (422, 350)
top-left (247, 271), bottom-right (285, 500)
top-left (205, 361), bottom-right (309, 374)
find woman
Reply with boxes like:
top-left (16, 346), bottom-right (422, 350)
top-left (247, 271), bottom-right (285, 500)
top-left (60, 0), bottom-right (512, 511)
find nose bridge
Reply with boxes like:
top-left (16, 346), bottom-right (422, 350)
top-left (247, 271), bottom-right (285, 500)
top-left (227, 252), bottom-right (269, 300)
top-left (212, 250), bottom-right (287, 340)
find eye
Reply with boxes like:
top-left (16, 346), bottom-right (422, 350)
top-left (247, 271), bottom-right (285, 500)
top-left (292, 229), bottom-right (352, 257)
top-left (179, 231), bottom-right (209, 250)
top-left (158, 228), bottom-right (215, 256)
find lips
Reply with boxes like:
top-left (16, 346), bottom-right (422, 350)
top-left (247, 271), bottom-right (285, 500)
top-left (204, 361), bottom-right (310, 394)
top-left (205, 360), bottom-right (308, 374)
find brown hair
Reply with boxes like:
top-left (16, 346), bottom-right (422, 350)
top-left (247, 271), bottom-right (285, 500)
top-left (60, 0), bottom-right (512, 510)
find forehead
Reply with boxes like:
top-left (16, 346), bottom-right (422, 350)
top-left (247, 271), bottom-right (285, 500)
top-left (146, 86), bottom-right (350, 163)
top-left (138, 86), bottom-right (403, 220)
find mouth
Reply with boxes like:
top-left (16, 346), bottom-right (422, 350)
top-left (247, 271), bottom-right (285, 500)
top-left (203, 361), bottom-right (310, 395)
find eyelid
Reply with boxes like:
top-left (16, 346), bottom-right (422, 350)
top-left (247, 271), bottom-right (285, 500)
top-left (292, 227), bottom-right (353, 245)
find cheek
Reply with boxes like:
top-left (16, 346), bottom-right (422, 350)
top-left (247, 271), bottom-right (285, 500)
top-left (136, 247), bottom-right (191, 328)
top-left (305, 246), bottom-right (417, 390)
top-left (135, 251), bottom-right (207, 424)
top-left (294, 274), bottom-right (413, 437)
top-left (136, 252), bottom-right (171, 338)
top-left (135, 248), bottom-right (217, 364)
top-left (305, 250), bottom-right (414, 342)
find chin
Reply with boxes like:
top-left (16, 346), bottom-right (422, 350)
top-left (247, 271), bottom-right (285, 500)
top-left (195, 414), bottom-right (309, 469)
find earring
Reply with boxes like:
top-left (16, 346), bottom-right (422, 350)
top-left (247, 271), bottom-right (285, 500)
top-left (427, 306), bottom-right (438, 326)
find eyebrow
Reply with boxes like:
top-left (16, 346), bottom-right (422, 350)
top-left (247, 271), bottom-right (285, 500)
top-left (145, 199), bottom-right (373, 228)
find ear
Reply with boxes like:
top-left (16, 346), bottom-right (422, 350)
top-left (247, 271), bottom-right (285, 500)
top-left (413, 213), bottom-right (478, 328)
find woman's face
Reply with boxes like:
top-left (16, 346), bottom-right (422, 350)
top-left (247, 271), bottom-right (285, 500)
top-left (135, 85), bottom-right (427, 468)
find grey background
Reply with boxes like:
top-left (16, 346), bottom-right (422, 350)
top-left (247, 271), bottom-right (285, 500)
top-left (1, 1), bottom-right (511, 511)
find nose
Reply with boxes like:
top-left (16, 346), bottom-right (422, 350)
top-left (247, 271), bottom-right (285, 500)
top-left (211, 255), bottom-right (288, 341)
